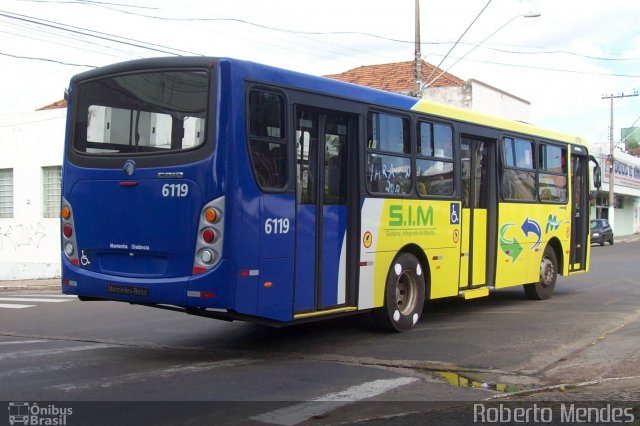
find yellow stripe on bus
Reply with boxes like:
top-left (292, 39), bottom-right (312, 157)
top-left (293, 306), bottom-right (358, 319)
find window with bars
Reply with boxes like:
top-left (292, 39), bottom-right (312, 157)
top-left (0, 169), bottom-right (13, 218)
top-left (43, 166), bottom-right (62, 218)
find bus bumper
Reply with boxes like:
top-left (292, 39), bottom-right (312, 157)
top-left (61, 258), bottom-right (235, 310)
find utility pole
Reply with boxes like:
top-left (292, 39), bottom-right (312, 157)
top-left (601, 91), bottom-right (639, 231)
top-left (414, 0), bottom-right (422, 98)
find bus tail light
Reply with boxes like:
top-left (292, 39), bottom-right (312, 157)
top-left (193, 197), bottom-right (224, 274)
top-left (63, 224), bottom-right (73, 238)
top-left (61, 198), bottom-right (79, 266)
top-left (61, 206), bottom-right (71, 220)
top-left (205, 208), bottom-right (218, 223)
top-left (202, 228), bottom-right (216, 243)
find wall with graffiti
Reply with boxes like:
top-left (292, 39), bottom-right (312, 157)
top-left (0, 109), bottom-right (66, 280)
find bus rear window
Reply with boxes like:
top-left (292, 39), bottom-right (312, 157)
top-left (74, 71), bottom-right (209, 154)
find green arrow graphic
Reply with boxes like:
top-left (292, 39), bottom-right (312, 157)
top-left (499, 223), bottom-right (523, 263)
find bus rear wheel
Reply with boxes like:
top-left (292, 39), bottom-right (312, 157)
top-left (524, 245), bottom-right (557, 300)
top-left (374, 252), bottom-right (425, 332)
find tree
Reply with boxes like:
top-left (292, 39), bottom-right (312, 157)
top-left (621, 127), bottom-right (640, 150)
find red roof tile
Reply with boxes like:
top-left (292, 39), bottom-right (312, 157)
top-left (37, 99), bottom-right (67, 110)
top-left (325, 60), bottom-right (464, 94)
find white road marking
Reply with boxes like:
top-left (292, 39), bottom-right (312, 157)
top-left (0, 303), bottom-right (35, 309)
top-left (0, 340), bottom-right (48, 345)
top-left (0, 343), bottom-right (118, 361)
top-left (250, 376), bottom-right (419, 426)
top-left (0, 295), bottom-right (76, 309)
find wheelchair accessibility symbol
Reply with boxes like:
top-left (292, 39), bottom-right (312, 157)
top-left (80, 250), bottom-right (91, 266)
top-left (450, 203), bottom-right (460, 225)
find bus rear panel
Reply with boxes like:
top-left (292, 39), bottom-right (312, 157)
top-left (62, 59), bottom-right (237, 314)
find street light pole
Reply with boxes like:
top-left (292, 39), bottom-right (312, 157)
top-left (422, 12), bottom-right (540, 90)
top-left (601, 91), bottom-right (638, 231)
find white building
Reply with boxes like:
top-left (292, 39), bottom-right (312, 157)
top-left (0, 108), bottom-right (66, 280)
top-left (423, 78), bottom-right (530, 123)
top-left (326, 60), bottom-right (531, 122)
top-left (590, 145), bottom-right (640, 236)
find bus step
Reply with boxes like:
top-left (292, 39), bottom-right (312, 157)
top-left (459, 287), bottom-right (489, 300)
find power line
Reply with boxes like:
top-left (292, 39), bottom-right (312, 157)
top-left (0, 112), bottom-right (67, 128)
top-left (0, 21), bottom-right (139, 60)
top-left (0, 10), bottom-right (203, 56)
top-left (423, 0), bottom-right (493, 85)
top-left (14, 0), bottom-right (158, 9)
top-left (48, 2), bottom-right (640, 64)
top-left (2, 6), bottom-right (638, 79)
top-left (447, 55), bottom-right (640, 78)
top-left (73, 1), bottom-right (404, 64)
top-left (0, 51), bottom-right (96, 67)
top-left (470, 44), bottom-right (640, 61)
top-left (0, 8), bottom-right (389, 69)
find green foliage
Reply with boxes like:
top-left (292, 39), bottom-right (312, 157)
top-left (621, 127), bottom-right (640, 149)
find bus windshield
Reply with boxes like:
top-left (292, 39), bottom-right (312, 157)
top-left (73, 70), bottom-right (209, 154)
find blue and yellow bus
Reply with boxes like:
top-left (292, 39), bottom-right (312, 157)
top-left (61, 57), bottom-right (600, 331)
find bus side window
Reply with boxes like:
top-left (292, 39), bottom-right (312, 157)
top-left (501, 137), bottom-right (536, 201)
top-left (247, 90), bottom-right (287, 189)
top-left (538, 143), bottom-right (568, 203)
top-left (416, 121), bottom-right (454, 197)
top-left (366, 111), bottom-right (411, 195)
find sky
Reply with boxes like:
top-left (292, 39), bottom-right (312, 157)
top-left (1, 0), bottom-right (639, 149)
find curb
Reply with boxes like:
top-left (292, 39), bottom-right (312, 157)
top-left (0, 280), bottom-right (60, 291)
top-left (486, 376), bottom-right (640, 400)
top-left (614, 233), bottom-right (640, 244)
top-left (0, 285), bottom-right (60, 290)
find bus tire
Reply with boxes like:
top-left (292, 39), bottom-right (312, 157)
top-left (524, 245), bottom-right (557, 300)
top-left (374, 252), bottom-right (425, 332)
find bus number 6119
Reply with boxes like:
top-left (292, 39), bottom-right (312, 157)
top-left (162, 183), bottom-right (189, 197)
top-left (265, 218), bottom-right (290, 234)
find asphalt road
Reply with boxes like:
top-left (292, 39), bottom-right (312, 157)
top-left (1, 241), bottom-right (639, 425)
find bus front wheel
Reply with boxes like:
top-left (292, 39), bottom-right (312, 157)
top-left (524, 246), bottom-right (557, 300)
top-left (374, 252), bottom-right (425, 332)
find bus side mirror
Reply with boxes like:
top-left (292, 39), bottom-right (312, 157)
top-left (589, 155), bottom-right (602, 189)
top-left (593, 165), bottom-right (602, 189)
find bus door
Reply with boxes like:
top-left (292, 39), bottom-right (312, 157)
top-left (459, 136), bottom-right (497, 289)
top-left (569, 148), bottom-right (590, 271)
top-left (294, 107), bottom-right (356, 313)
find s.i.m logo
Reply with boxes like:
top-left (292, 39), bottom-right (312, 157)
top-left (386, 204), bottom-right (436, 238)
top-left (389, 204), bottom-right (433, 227)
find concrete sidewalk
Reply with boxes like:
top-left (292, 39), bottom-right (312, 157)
top-left (0, 278), bottom-right (60, 290)
top-left (614, 232), bottom-right (640, 243)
